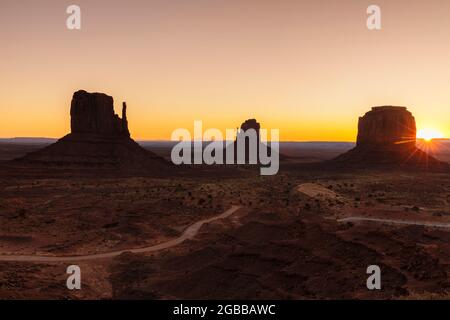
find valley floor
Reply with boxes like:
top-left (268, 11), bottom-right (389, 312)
top-left (0, 162), bottom-right (450, 299)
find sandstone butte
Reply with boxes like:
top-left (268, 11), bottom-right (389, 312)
top-left (223, 118), bottom-right (284, 163)
top-left (17, 90), bottom-right (168, 171)
top-left (334, 106), bottom-right (446, 168)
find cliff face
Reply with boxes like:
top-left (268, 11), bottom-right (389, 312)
top-left (235, 119), bottom-right (261, 163)
top-left (240, 119), bottom-right (261, 135)
top-left (70, 90), bottom-right (130, 137)
top-left (222, 118), bottom-right (284, 163)
top-left (334, 106), bottom-right (445, 168)
top-left (357, 106), bottom-right (416, 151)
top-left (18, 90), bottom-right (167, 171)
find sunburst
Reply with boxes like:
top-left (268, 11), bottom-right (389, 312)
top-left (417, 128), bottom-right (444, 142)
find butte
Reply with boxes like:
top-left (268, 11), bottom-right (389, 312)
top-left (224, 118), bottom-right (285, 163)
top-left (334, 106), bottom-right (447, 168)
top-left (15, 90), bottom-right (168, 172)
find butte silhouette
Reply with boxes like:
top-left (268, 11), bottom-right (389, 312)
top-left (17, 90), bottom-right (167, 171)
top-left (223, 118), bottom-right (285, 163)
top-left (226, 119), bottom-right (262, 163)
top-left (334, 106), bottom-right (446, 168)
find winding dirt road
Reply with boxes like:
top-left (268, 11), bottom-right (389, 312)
top-left (0, 205), bottom-right (242, 262)
top-left (338, 216), bottom-right (450, 229)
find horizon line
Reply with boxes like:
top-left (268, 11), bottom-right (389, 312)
top-left (1, 137), bottom-right (449, 143)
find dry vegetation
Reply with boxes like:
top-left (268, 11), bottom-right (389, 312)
top-left (0, 161), bottom-right (450, 299)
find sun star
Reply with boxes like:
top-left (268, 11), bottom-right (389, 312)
top-left (417, 128), bottom-right (444, 142)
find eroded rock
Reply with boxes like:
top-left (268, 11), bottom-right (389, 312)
top-left (17, 90), bottom-right (167, 171)
top-left (70, 90), bottom-right (129, 137)
top-left (334, 106), bottom-right (446, 168)
top-left (357, 106), bottom-right (416, 151)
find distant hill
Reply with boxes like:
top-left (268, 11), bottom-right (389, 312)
top-left (0, 137), bottom-right (57, 144)
top-left (1, 138), bottom-right (449, 163)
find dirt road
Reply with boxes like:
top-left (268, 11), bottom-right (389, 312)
top-left (0, 205), bottom-right (242, 262)
top-left (338, 216), bottom-right (450, 229)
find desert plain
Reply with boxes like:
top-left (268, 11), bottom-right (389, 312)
top-left (0, 140), bottom-right (449, 299)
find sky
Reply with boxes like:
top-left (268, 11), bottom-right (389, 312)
top-left (1, 0), bottom-right (449, 141)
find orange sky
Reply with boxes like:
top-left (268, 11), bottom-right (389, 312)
top-left (1, 0), bottom-right (449, 141)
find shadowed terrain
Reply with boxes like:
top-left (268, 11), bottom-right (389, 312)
top-left (0, 102), bottom-right (449, 299)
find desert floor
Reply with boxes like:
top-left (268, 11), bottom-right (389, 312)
top-left (0, 146), bottom-right (449, 299)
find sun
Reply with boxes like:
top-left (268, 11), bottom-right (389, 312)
top-left (417, 128), bottom-right (444, 142)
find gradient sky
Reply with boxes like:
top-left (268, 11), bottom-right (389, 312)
top-left (1, 0), bottom-right (450, 141)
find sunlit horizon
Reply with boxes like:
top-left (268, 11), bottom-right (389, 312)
top-left (417, 128), bottom-right (445, 142)
top-left (1, 0), bottom-right (450, 141)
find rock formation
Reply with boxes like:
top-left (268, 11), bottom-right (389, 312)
top-left (239, 119), bottom-right (261, 137)
top-left (236, 119), bottom-right (261, 162)
top-left (223, 118), bottom-right (284, 163)
top-left (18, 90), bottom-right (167, 171)
top-left (70, 90), bottom-right (130, 137)
top-left (334, 106), bottom-right (445, 168)
top-left (356, 106), bottom-right (416, 151)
